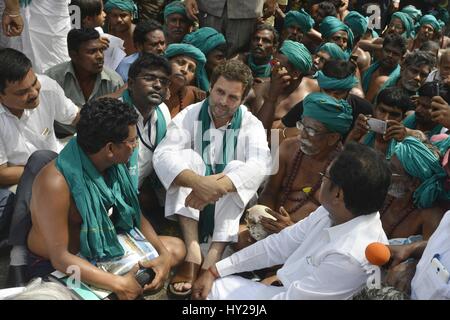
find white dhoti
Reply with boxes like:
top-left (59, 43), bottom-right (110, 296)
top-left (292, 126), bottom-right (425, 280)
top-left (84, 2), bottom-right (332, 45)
top-left (165, 149), bottom-right (246, 243)
top-left (208, 275), bottom-right (285, 300)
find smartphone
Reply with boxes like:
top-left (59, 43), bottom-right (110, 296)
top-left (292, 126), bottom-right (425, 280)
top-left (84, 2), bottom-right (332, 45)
top-left (367, 118), bottom-right (387, 134)
top-left (430, 256), bottom-right (450, 284)
top-left (432, 81), bottom-right (440, 97)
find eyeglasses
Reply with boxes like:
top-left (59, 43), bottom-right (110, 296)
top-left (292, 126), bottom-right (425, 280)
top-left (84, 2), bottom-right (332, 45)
top-left (135, 74), bottom-right (171, 87)
top-left (296, 120), bottom-right (329, 137)
top-left (121, 136), bottom-right (139, 148)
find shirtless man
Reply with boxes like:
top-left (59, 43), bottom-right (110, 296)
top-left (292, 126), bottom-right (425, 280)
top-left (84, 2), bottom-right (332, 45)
top-left (105, 0), bottom-right (137, 56)
top-left (27, 98), bottom-right (185, 300)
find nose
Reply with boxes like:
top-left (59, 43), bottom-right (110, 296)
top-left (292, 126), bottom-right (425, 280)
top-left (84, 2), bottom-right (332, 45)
top-left (157, 44), bottom-right (165, 54)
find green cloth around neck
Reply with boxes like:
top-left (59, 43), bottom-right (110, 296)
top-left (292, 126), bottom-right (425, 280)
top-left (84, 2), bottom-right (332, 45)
top-left (362, 62), bottom-right (400, 94)
top-left (316, 70), bottom-right (358, 90)
top-left (284, 9), bottom-right (315, 33)
top-left (279, 40), bottom-right (312, 74)
top-left (402, 113), bottom-right (443, 139)
top-left (302, 92), bottom-right (353, 136)
top-left (394, 137), bottom-right (450, 208)
top-left (55, 138), bottom-right (141, 261)
top-left (363, 132), bottom-right (398, 159)
top-left (248, 54), bottom-right (272, 78)
top-left (197, 99), bottom-right (243, 243)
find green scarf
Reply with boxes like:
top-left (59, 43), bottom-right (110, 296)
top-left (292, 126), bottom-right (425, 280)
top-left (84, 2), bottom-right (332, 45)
top-left (362, 62), bottom-right (400, 94)
top-left (183, 27), bottom-right (226, 57)
top-left (317, 42), bottom-right (349, 61)
top-left (19, 0), bottom-right (31, 7)
top-left (344, 11), bottom-right (369, 39)
top-left (418, 14), bottom-right (444, 33)
top-left (122, 89), bottom-right (167, 190)
top-left (363, 132), bottom-right (398, 159)
top-left (391, 12), bottom-right (414, 39)
top-left (303, 92), bottom-right (353, 135)
top-left (403, 113), bottom-right (443, 139)
top-left (316, 70), bottom-right (358, 90)
top-left (401, 5), bottom-right (423, 23)
top-left (394, 137), bottom-right (450, 208)
top-left (164, 1), bottom-right (187, 21)
top-left (319, 16), bottom-right (354, 56)
top-left (284, 9), bottom-right (315, 33)
top-left (104, 0), bottom-right (137, 19)
top-left (248, 54), bottom-right (272, 78)
top-left (433, 136), bottom-right (450, 156)
top-left (279, 40), bottom-right (312, 74)
top-left (56, 138), bottom-right (141, 261)
top-left (198, 99), bottom-right (243, 243)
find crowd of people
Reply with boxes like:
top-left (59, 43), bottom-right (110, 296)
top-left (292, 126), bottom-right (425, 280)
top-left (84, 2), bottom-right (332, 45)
top-left (0, 0), bottom-right (450, 300)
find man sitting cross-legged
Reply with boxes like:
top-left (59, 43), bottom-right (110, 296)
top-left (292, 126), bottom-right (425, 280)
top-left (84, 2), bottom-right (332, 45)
top-left (27, 98), bottom-right (185, 300)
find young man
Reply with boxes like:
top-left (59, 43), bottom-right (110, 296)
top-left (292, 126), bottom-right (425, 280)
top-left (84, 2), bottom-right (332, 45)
top-left (193, 142), bottom-right (390, 300)
top-left (27, 98), bottom-right (185, 300)
top-left (70, 0), bottom-right (107, 29)
top-left (104, 0), bottom-right (137, 56)
top-left (153, 60), bottom-right (271, 298)
top-left (46, 28), bottom-right (124, 138)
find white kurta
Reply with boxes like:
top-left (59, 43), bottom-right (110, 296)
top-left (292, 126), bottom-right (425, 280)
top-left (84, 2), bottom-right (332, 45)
top-left (210, 206), bottom-right (388, 300)
top-left (153, 100), bottom-right (271, 242)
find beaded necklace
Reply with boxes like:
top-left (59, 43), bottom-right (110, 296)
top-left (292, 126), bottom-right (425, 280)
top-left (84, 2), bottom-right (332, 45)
top-left (379, 195), bottom-right (417, 237)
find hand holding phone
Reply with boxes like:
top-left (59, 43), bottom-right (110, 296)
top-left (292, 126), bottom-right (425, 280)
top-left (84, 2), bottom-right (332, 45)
top-left (367, 118), bottom-right (387, 134)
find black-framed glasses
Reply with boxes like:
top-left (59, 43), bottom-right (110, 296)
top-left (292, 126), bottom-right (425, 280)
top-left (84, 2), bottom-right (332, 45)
top-left (135, 74), bottom-right (171, 87)
top-left (296, 120), bottom-right (329, 137)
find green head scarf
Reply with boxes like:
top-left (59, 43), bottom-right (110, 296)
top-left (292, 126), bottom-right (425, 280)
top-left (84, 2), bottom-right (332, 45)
top-left (401, 5), bottom-right (423, 23)
top-left (19, 0), bottom-right (31, 7)
top-left (418, 14), bottom-right (444, 33)
top-left (104, 0), bottom-right (137, 18)
top-left (344, 11), bottom-right (368, 39)
top-left (183, 27), bottom-right (226, 56)
top-left (284, 9), bottom-right (315, 33)
top-left (317, 42), bottom-right (349, 61)
top-left (279, 40), bottom-right (312, 74)
top-left (164, 1), bottom-right (188, 21)
top-left (391, 12), bottom-right (414, 39)
top-left (303, 92), bottom-right (353, 135)
top-left (319, 16), bottom-right (354, 54)
top-left (394, 137), bottom-right (450, 208)
top-left (164, 43), bottom-right (207, 91)
top-left (316, 70), bottom-right (358, 90)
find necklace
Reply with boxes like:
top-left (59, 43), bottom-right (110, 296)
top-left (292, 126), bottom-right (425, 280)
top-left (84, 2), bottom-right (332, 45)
top-left (379, 195), bottom-right (417, 237)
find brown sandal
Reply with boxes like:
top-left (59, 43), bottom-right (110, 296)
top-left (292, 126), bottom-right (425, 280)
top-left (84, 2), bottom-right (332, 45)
top-left (167, 261), bottom-right (201, 300)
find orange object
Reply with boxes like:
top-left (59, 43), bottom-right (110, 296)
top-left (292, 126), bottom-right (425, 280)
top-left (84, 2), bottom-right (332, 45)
top-left (365, 242), bottom-right (391, 266)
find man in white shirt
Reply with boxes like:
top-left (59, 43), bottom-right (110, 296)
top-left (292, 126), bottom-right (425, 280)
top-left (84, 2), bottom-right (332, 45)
top-left (193, 142), bottom-right (391, 300)
top-left (0, 48), bottom-right (79, 286)
top-left (153, 60), bottom-right (271, 298)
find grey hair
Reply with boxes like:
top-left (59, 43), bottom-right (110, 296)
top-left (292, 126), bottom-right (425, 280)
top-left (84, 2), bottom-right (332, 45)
top-left (403, 50), bottom-right (436, 69)
top-left (7, 278), bottom-right (73, 300)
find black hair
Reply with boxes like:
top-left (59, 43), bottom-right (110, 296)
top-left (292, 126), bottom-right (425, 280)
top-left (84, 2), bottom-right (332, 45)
top-left (418, 81), bottom-right (450, 103)
top-left (254, 23), bottom-right (279, 47)
top-left (210, 60), bottom-right (254, 99)
top-left (403, 50), bottom-right (436, 69)
top-left (67, 28), bottom-right (100, 53)
top-left (317, 1), bottom-right (338, 17)
top-left (70, 0), bottom-right (103, 22)
top-left (419, 40), bottom-right (440, 54)
top-left (133, 19), bottom-right (163, 46)
top-left (377, 87), bottom-right (414, 113)
top-left (210, 43), bottom-right (227, 56)
top-left (329, 142), bottom-right (391, 216)
top-left (128, 52), bottom-right (172, 80)
top-left (383, 33), bottom-right (407, 55)
top-left (322, 59), bottom-right (356, 79)
top-left (76, 98), bottom-right (138, 154)
top-left (0, 48), bottom-right (32, 94)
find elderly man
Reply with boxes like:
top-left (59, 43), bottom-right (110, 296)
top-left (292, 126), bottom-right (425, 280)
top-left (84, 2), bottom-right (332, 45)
top-left (381, 137), bottom-right (447, 240)
top-left (236, 91), bottom-right (353, 250)
top-left (362, 34), bottom-right (407, 102)
top-left (183, 27), bottom-right (227, 92)
top-left (410, 14), bottom-right (444, 51)
top-left (164, 43), bottom-right (207, 117)
top-left (280, 9), bottom-right (315, 45)
top-left (105, 0), bottom-right (137, 56)
top-left (46, 28), bottom-right (124, 138)
top-left (163, 1), bottom-right (193, 45)
top-left (153, 60), bottom-right (271, 299)
top-left (427, 49), bottom-right (450, 84)
top-left (236, 24), bottom-right (278, 80)
top-left (192, 142), bottom-right (390, 300)
top-left (116, 19), bottom-right (166, 82)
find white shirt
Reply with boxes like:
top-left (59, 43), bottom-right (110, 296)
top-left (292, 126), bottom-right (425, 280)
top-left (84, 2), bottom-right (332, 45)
top-left (425, 69), bottom-right (440, 83)
top-left (216, 206), bottom-right (388, 300)
top-left (135, 103), bottom-right (171, 188)
top-left (0, 75), bottom-right (78, 166)
top-left (153, 100), bottom-right (271, 207)
top-left (411, 210), bottom-right (450, 300)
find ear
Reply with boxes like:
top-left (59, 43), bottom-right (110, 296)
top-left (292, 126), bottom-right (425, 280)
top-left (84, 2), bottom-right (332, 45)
top-left (165, 86), bottom-right (171, 100)
top-left (105, 142), bottom-right (116, 159)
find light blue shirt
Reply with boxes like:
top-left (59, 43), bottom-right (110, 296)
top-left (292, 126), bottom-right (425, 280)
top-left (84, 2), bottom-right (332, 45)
top-left (116, 52), bottom-right (140, 82)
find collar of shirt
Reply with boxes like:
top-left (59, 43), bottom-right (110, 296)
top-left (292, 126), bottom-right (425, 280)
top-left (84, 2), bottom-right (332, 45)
top-left (65, 61), bottom-right (113, 83)
top-left (0, 103), bottom-right (33, 120)
top-left (325, 212), bottom-right (380, 242)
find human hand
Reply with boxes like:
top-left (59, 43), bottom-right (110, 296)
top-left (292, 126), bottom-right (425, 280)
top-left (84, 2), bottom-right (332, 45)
top-left (184, 0), bottom-right (199, 23)
top-left (99, 36), bottom-right (110, 50)
top-left (261, 206), bottom-right (293, 234)
top-left (384, 120), bottom-right (407, 141)
top-left (192, 268), bottom-right (216, 300)
top-left (139, 253), bottom-right (171, 292)
top-left (385, 260), bottom-right (417, 294)
top-left (186, 174), bottom-right (228, 209)
top-left (2, 12), bottom-right (23, 37)
top-left (114, 264), bottom-right (143, 300)
top-left (431, 96), bottom-right (450, 128)
top-left (268, 60), bottom-right (291, 100)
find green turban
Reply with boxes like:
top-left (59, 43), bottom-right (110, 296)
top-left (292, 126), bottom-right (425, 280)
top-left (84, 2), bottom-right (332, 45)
top-left (316, 70), bottom-right (358, 90)
top-left (104, 0), bottom-right (137, 16)
top-left (319, 16), bottom-right (354, 53)
top-left (303, 92), bottom-right (353, 135)
top-left (164, 1), bottom-right (188, 21)
top-left (419, 14), bottom-right (444, 33)
top-left (394, 137), bottom-right (450, 208)
top-left (401, 5), bottom-right (423, 23)
top-left (344, 11), bottom-right (368, 39)
top-left (279, 40), bottom-right (312, 74)
top-left (164, 44), bottom-right (207, 91)
top-left (284, 9), bottom-right (315, 33)
top-left (317, 42), bottom-right (349, 61)
top-left (390, 12), bottom-right (414, 39)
